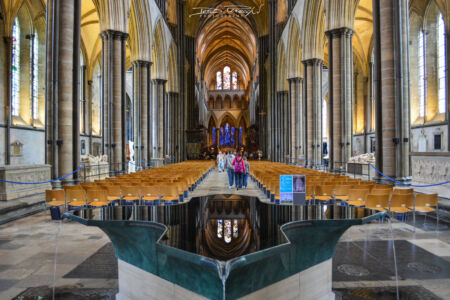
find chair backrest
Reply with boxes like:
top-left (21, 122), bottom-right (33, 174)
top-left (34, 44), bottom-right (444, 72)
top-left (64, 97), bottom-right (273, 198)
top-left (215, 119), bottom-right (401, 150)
top-left (121, 186), bottom-right (140, 197)
top-left (393, 188), bottom-right (414, 195)
top-left (370, 189), bottom-right (392, 196)
top-left (348, 189), bottom-right (370, 202)
top-left (87, 190), bottom-right (107, 204)
top-left (366, 194), bottom-right (390, 209)
top-left (316, 185), bottom-right (335, 196)
top-left (415, 193), bottom-right (438, 207)
top-left (66, 189), bottom-right (86, 203)
top-left (63, 185), bottom-right (83, 192)
top-left (46, 189), bottom-right (65, 202)
top-left (140, 186), bottom-right (160, 197)
top-left (390, 194), bottom-right (413, 208)
top-left (334, 185), bottom-right (353, 196)
top-left (105, 185), bottom-right (121, 196)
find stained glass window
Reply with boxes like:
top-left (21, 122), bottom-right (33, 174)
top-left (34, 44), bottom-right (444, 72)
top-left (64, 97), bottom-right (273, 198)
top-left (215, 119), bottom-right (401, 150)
top-left (224, 220), bottom-right (232, 243)
top-left (11, 18), bottom-right (20, 116)
top-left (231, 127), bottom-right (235, 146)
top-left (32, 34), bottom-right (39, 119)
top-left (220, 127), bottom-right (224, 146)
top-left (418, 30), bottom-right (425, 118)
top-left (239, 127), bottom-right (243, 146)
top-left (233, 220), bottom-right (238, 238)
top-left (437, 14), bottom-right (446, 113)
top-left (224, 123), bottom-right (230, 145)
top-left (212, 127), bottom-right (216, 146)
top-left (216, 71), bottom-right (222, 90)
top-left (217, 219), bottom-right (223, 238)
top-left (223, 66), bottom-right (231, 89)
top-left (232, 72), bottom-right (238, 90)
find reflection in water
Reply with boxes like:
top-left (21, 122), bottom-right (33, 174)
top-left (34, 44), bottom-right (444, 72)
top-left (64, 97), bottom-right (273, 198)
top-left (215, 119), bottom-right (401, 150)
top-left (74, 195), bottom-right (378, 261)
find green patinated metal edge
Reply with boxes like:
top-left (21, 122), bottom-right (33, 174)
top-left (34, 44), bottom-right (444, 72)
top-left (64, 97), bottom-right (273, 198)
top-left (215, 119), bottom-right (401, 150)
top-left (64, 205), bottom-right (387, 300)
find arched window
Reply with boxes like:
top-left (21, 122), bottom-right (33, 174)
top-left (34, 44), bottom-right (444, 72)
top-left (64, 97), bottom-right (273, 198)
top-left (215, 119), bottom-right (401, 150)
top-left (418, 30), bottom-right (425, 118)
top-left (223, 66), bottom-right (231, 89)
top-left (11, 18), bottom-right (20, 116)
top-left (216, 71), bottom-right (222, 89)
top-left (91, 62), bottom-right (101, 135)
top-left (437, 13), bottom-right (446, 113)
top-left (32, 33), bottom-right (38, 120)
top-left (232, 72), bottom-right (238, 90)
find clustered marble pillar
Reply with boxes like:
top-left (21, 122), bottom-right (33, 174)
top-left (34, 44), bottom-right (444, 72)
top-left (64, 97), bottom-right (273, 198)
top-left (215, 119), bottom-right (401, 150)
top-left (269, 0), bottom-right (277, 161)
top-left (288, 77), bottom-right (304, 163)
top-left (166, 92), bottom-right (182, 162)
top-left (45, 0), bottom-right (81, 187)
top-left (326, 27), bottom-right (353, 171)
top-left (446, 32), bottom-right (450, 151)
top-left (100, 30), bottom-right (128, 176)
top-left (151, 79), bottom-right (167, 161)
top-left (373, 0), bottom-right (410, 180)
top-left (275, 91), bottom-right (288, 162)
top-left (132, 60), bottom-right (151, 167)
top-left (303, 59), bottom-right (323, 168)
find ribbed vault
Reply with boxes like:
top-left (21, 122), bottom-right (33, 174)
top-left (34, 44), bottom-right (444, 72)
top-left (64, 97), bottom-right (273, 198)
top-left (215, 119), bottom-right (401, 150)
top-left (196, 1), bottom-right (258, 90)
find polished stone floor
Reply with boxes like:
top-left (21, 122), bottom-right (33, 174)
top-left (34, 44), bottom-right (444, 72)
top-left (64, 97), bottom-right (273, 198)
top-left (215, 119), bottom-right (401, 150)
top-left (0, 169), bottom-right (450, 299)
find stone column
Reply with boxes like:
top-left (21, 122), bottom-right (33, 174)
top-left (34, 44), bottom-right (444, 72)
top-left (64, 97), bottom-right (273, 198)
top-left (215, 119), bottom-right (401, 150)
top-left (176, 0), bottom-right (186, 161)
top-left (151, 79), bottom-right (167, 160)
top-left (326, 27), bottom-right (353, 171)
top-left (372, 0), bottom-right (410, 180)
top-left (4, 37), bottom-right (12, 165)
top-left (269, 0), bottom-right (277, 161)
top-left (446, 32), bottom-right (450, 152)
top-left (100, 30), bottom-right (128, 176)
top-left (168, 92), bottom-right (179, 160)
top-left (87, 80), bottom-right (93, 153)
top-left (80, 65), bottom-right (86, 134)
top-left (45, 0), bottom-right (81, 187)
top-left (132, 60), bottom-right (151, 167)
top-left (288, 77), bottom-right (304, 163)
top-left (303, 59), bottom-right (323, 168)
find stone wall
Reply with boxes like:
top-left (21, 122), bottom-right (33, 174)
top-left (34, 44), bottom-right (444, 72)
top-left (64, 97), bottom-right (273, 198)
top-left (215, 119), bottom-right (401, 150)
top-left (411, 153), bottom-right (450, 184)
top-left (411, 124), bottom-right (448, 152)
top-left (0, 164), bottom-right (51, 201)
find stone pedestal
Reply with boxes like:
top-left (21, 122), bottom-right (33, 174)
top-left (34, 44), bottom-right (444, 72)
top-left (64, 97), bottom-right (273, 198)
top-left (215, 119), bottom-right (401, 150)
top-left (0, 164), bottom-right (51, 201)
top-left (116, 259), bottom-right (334, 300)
top-left (78, 162), bottom-right (109, 182)
top-left (411, 153), bottom-right (450, 184)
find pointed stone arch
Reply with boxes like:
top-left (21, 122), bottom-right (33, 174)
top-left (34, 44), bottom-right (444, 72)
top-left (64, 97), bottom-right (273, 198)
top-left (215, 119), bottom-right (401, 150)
top-left (151, 18), bottom-right (167, 79)
top-left (277, 41), bottom-right (288, 91)
top-left (167, 41), bottom-right (178, 93)
top-left (287, 16), bottom-right (303, 79)
top-left (128, 0), bottom-right (152, 62)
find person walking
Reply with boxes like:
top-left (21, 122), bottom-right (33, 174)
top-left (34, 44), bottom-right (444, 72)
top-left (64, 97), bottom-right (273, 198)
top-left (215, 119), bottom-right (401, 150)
top-left (243, 155), bottom-right (250, 189)
top-left (225, 150), bottom-right (235, 189)
top-left (232, 152), bottom-right (245, 190)
top-left (217, 151), bottom-right (225, 172)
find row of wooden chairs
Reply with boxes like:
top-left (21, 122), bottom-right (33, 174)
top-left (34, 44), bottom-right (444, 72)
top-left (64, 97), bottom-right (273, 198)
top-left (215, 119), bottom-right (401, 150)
top-left (46, 161), bottom-right (214, 210)
top-left (249, 161), bottom-right (438, 220)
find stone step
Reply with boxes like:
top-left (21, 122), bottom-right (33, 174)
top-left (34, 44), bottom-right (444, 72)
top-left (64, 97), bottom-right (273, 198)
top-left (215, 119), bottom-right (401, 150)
top-left (0, 193), bottom-right (46, 225)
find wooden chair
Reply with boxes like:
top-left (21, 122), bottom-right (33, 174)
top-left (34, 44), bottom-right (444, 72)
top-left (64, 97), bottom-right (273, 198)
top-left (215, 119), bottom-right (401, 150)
top-left (389, 194), bottom-right (413, 221)
top-left (412, 193), bottom-right (438, 213)
top-left (393, 188), bottom-right (414, 195)
top-left (66, 189), bottom-right (87, 208)
top-left (160, 185), bottom-right (179, 203)
top-left (334, 185), bottom-right (353, 201)
top-left (105, 185), bottom-right (121, 202)
top-left (45, 190), bottom-right (65, 207)
top-left (365, 194), bottom-right (390, 212)
top-left (315, 185), bottom-right (335, 201)
top-left (370, 189), bottom-right (392, 196)
top-left (121, 186), bottom-right (141, 203)
top-left (87, 190), bottom-right (109, 207)
top-left (346, 189), bottom-right (370, 207)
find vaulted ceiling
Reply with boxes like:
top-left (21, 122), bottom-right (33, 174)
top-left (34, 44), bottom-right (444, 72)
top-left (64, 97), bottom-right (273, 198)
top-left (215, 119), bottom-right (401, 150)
top-left (195, 1), bottom-right (258, 90)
